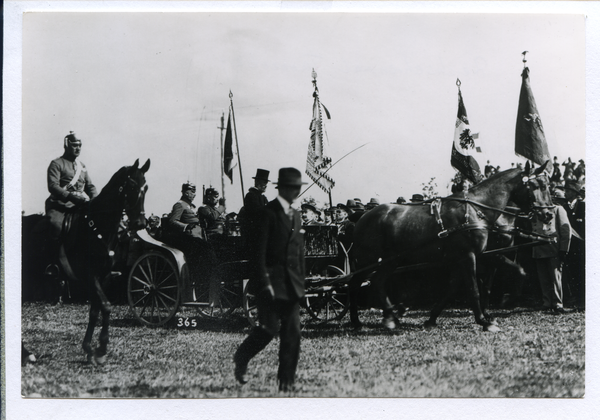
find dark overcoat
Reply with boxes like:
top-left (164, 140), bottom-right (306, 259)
top-left (254, 198), bottom-right (305, 300)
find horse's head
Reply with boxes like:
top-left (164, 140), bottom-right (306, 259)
top-left (121, 159), bottom-right (151, 231)
top-left (512, 160), bottom-right (554, 223)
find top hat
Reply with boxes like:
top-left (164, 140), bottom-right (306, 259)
top-left (274, 167), bottom-right (307, 187)
top-left (182, 182), bottom-right (196, 193)
top-left (64, 131), bottom-right (81, 147)
top-left (396, 196), bottom-right (406, 204)
top-left (252, 169), bottom-right (270, 182)
top-left (410, 194), bottom-right (424, 202)
top-left (301, 203), bottom-right (321, 215)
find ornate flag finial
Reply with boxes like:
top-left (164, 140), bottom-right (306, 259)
top-left (312, 68), bottom-right (317, 81)
top-left (522, 51), bottom-right (528, 67)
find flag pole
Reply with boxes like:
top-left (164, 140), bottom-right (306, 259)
top-left (229, 91), bottom-right (245, 201)
top-left (219, 112), bottom-right (226, 205)
top-left (300, 143), bottom-right (368, 198)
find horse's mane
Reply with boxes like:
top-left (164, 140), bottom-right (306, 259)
top-left (465, 168), bottom-right (522, 196)
top-left (95, 165), bottom-right (130, 199)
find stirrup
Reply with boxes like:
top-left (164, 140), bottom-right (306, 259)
top-left (44, 264), bottom-right (59, 279)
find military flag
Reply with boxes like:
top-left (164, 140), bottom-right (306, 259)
top-left (223, 111), bottom-right (237, 183)
top-left (306, 72), bottom-right (335, 193)
top-left (515, 66), bottom-right (550, 165)
top-left (451, 84), bottom-right (483, 183)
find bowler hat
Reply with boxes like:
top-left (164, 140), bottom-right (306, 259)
top-left (182, 182), bottom-right (196, 193)
top-left (274, 167), bottom-right (307, 187)
top-left (336, 203), bottom-right (350, 213)
top-left (301, 203), bottom-right (321, 215)
top-left (396, 196), bottom-right (406, 204)
top-left (410, 194), bottom-right (424, 202)
top-left (252, 168), bottom-right (270, 182)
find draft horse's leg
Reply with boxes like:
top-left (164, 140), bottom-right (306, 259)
top-left (424, 267), bottom-right (461, 329)
top-left (349, 270), bottom-right (366, 330)
top-left (370, 265), bottom-right (398, 330)
top-left (462, 252), bottom-right (500, 332)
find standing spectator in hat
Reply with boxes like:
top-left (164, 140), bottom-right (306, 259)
top-left (239, 169), bottom-right (271, 255)
top-left (531, 204), bottom-right (572, 314)
top-left (323, 207), bottom-right (335, 225)
top-left (43, 131), bottom-right (98, 275)
top-left (550, 156), bottom-right (562, 184)
top-left (396, 197), bottom-right (406, 205)
top-left (234, 167), bottom-right (306, 392)
top-left (410, 194), bottom-right (424, 203)
top-left (366, 198), bottom-right (380, 210)
top-left (164, 182), bottom-right (219, 303)
top-left (336, 201), bottom-right (355, 252)
top-left (563, 181), bottom-right (585, 307)
top-left (301, 203), bottom-right (321, 225)
top-left (484, 160), bottom-right (494, 178)
top-left (197, 187), bottom-right (226, 234)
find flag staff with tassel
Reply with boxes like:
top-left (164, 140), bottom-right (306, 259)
top-left (229, 90), bottom-right (245, 202)
top-left (219, 112), bottom-right (226, 204)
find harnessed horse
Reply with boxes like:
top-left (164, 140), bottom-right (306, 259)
top-left (349, 161), bottom-right (554, 332)
top-left (59, 159), bottom-right (150, 363)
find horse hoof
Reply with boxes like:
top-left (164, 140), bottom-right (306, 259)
top-left (383, 317), bottom-right (396, 330)
top-left (94, 354), bottom-right (107, 365)
top-left (484, 324), bottom-right (501, 333)
top-left (87, 353), bottom-right (97, 365)
top-left (423, 320), bottom-right (436, 329)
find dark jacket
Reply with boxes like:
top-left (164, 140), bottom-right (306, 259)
top-left (244, 187), bottom-right (269, 211)
top-left (254, 198), bottom-right (305, 300)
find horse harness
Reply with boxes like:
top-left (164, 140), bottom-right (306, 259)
top-left (59, 172), bottom-right (147, 279)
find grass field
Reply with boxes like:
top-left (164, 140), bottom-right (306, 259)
top-left (21, 302), bottom-right (584, 398)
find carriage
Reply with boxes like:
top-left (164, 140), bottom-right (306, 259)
top-left (124, 219), bottom-right (353, 327)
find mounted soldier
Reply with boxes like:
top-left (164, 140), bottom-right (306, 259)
top-left (44, 131), bottom-right (98, 276)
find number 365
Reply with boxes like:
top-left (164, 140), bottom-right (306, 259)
top-left (176, 317), bottom-right (197, 328)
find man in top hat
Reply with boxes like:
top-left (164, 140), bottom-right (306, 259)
top-left (301, 203), bottom-right (321, 225)
top-left (234, 167), bottom-right (306, 392)
top-left (45, 131), bottom-right (98, 241)
top-left (197, 187), bottom-right (226, 234)
top-left (239, 169), bottom-right (271, 252)
top-left (410, 194), bottom-right (424, 203)
top-left (165, 182), bottom-right (219, 303)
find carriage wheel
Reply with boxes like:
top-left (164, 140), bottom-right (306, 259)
top-left (242, 280), bottom-right (259, 327)
top-left (194, 275), bottom-right (237, 319)
top-left (128, 252), bottom-right (180, 326)
top-left (305, 265), bottom-right (350, 322)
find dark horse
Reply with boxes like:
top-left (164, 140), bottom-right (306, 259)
top-left (28, 159), bottom-right (150, 363)
top-left (349, 161), bottom-right (553, 332)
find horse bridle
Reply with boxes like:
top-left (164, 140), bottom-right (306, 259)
top-left (119, 174), bottom-right (147, 218)
top-left (522, 173), bottom-right (555, 212)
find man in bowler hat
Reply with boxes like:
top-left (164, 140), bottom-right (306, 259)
top-left (234, 167), bottom-right (306, 392)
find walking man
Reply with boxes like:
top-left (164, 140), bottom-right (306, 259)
top-left (234, 167), bottom-right (306, 392)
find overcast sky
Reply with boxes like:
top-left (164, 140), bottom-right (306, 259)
top-left (21, 12), bottom-right (585, 216)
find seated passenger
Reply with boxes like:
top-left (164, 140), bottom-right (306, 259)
top-left (197, 187), bottom-right (226, 235)
top-left (164, 182), bottom-right (219, 303)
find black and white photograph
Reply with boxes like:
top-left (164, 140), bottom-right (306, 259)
top-left (4, 1), bottom-right (599, 419)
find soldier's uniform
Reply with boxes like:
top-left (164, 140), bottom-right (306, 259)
top-left (531, 205), bottom-right (572, 311)
top-left (45, 134), bottom-right (98, 240)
